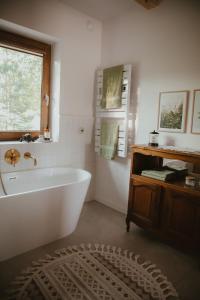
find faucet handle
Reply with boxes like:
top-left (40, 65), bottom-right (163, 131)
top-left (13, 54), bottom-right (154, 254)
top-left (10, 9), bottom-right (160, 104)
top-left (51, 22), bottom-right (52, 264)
top-left (5, 149), bottom-right (20, 167)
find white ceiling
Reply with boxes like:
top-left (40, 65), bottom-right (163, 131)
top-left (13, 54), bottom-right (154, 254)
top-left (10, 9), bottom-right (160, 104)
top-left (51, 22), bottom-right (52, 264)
top-left (60, 0), bottom-right (140, 21)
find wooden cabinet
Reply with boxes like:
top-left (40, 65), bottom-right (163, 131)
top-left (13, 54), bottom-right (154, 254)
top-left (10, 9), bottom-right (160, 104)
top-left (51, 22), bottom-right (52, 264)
top-left (126, 145), bottom-right (200, 251)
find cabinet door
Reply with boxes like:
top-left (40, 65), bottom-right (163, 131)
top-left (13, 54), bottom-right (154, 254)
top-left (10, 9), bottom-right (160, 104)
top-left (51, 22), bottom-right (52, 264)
top-left (164, 189), bottom-right (200, 247)
top-left (129, 179), bottom-right (161, 229)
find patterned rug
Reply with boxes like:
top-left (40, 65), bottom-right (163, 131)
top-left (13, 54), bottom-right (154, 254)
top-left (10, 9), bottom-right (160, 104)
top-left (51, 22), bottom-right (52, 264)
top-left (8, 244), bottom-right (179, 300)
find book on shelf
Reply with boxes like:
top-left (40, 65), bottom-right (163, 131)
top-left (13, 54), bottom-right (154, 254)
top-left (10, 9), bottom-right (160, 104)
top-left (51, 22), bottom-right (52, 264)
top-left (141, 169), bottom-right (176, 181)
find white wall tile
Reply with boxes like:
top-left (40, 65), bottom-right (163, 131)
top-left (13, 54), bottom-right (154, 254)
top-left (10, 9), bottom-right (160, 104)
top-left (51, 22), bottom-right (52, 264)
top-left (0, 0), bottom-right (101, 200)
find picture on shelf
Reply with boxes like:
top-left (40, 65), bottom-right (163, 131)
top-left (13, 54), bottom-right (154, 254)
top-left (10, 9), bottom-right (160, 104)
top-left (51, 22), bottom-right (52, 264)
top-left (157, 91), bottom-right (188, 133)
top-left (191, 89), bottom-right (200, 134)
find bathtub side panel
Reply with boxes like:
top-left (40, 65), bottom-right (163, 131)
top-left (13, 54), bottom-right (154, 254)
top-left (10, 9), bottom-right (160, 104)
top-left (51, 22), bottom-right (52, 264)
top-left (60, 178), bottom-right (91, 236)
top-left (0, 179), bottom-right (90, 261)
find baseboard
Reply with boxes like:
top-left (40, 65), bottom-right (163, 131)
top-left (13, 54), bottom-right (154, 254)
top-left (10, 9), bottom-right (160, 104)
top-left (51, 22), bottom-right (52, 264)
top-left (94, 197), bottom-right (127, 214)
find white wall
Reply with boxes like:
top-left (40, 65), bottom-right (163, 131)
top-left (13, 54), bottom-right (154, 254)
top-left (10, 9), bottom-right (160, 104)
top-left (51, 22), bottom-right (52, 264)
top-left (0, 0), bottom-right (102, 200)
top-left (95, 0), bottom-right (200, 212)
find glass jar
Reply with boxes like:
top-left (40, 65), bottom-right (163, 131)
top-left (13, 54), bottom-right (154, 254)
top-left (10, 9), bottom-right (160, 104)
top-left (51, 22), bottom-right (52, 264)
top-left (149, 130), bottom-right (159, 147)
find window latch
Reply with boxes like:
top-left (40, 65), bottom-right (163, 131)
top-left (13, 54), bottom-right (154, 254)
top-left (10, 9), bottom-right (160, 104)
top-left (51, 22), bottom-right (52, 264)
top-left (44, 94), bottom-right (49, 106)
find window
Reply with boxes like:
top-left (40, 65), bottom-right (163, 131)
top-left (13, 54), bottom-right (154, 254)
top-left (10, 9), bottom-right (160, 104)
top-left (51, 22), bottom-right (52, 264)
top-left (0, 30), bottom-right (51, 140)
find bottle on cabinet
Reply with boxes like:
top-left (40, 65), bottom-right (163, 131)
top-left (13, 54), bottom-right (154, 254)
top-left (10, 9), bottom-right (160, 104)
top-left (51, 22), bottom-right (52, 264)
top-left (43, 127), bottom-right (51, 141)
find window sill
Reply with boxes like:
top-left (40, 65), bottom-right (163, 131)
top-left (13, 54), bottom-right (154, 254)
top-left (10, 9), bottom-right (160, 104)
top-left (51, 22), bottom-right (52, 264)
top-left (0, 140), bottom-right (55, 145)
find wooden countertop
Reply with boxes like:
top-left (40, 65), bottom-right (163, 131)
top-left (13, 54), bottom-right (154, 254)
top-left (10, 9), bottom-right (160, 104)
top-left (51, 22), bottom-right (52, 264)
top-left (131, 144), bottom-right (200, 164)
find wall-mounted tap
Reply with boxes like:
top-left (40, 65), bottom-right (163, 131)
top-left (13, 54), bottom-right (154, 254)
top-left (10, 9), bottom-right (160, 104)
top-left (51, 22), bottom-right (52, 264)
top-left (5, 149), bottom-right (20, 167)
top-left (24, 152), bottom-right (37, 166)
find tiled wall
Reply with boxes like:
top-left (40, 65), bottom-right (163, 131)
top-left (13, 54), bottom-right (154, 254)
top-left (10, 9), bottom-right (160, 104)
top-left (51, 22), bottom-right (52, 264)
top-left (0, 0), bottom-right (102, 201)
top-left (0, 115), bottom-right (95, 201)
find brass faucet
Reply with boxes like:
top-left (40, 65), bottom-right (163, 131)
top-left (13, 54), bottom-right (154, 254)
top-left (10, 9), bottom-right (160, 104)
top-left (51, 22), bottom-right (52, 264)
top-left (24, 152), bottom-right (37, 166)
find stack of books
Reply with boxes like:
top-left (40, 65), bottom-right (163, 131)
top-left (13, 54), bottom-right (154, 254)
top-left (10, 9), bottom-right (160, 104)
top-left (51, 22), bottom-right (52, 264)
top-left (141, 169), bottom-right (176, 181)
top-left (165, 164), bottom-right (188, 178)
top-left (166, 166), bottom-right (188, 179)
top-left (163, 160), bottom-right (189, 177)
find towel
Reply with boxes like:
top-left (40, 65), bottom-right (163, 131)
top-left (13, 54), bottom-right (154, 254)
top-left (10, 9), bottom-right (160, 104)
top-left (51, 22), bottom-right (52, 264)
top-left (101, 65), bottom-right (123, 109)
top-left (100, 120), bottom-right (119, 160)
top-left (141, 169), bottom-right (175, 181)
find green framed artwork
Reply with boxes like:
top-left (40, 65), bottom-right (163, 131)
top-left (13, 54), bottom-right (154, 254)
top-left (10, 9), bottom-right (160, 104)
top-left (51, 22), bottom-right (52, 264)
top-left (191, 89), bottom-right (200, 134)
top-left (158, 91), bottom-right (189, 133)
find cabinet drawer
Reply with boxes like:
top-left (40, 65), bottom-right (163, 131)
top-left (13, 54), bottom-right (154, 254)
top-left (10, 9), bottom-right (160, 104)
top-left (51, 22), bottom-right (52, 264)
top-left (128, 179), bottom-right (161, 229)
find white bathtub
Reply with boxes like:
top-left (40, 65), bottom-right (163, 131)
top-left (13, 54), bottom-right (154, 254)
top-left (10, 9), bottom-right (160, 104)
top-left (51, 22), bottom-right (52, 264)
top-left (0, 167), bottom-right (91, 261)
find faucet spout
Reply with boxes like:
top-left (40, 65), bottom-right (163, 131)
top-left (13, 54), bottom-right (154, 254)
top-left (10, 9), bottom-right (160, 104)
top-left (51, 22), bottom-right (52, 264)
top-left (24, 152), bottom-right (37, 166)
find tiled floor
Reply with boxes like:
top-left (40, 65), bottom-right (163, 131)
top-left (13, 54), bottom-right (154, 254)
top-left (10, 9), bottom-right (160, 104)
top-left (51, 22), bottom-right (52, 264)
top-left (0, 200), bottom-right (200, 299)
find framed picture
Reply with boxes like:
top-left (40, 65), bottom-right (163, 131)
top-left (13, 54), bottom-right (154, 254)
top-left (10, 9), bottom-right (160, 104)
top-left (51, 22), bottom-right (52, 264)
top-left (158, 91), bottom-right (189, 133)
top-left (191, 89), bottom-right (200, 134)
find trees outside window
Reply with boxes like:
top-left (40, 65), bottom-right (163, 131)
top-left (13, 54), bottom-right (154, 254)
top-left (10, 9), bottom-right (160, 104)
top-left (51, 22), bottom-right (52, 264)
top-left (0, 30), bottom-right (51, 140)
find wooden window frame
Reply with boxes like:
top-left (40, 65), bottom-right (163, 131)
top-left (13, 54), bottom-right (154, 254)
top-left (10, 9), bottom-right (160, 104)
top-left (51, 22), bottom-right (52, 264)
top-left (0, 30), bottom-right (51, 141)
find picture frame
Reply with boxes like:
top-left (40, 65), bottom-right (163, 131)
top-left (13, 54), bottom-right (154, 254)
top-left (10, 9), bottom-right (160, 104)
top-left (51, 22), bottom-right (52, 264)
top-left (157, 91), bottom-right (189, 133)
top-left (191, 89), bottom-right (200, 134)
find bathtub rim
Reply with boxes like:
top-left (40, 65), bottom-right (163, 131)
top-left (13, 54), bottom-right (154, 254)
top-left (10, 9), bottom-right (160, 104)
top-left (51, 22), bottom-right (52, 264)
top-left (0, 166), bottom-right (91, 199)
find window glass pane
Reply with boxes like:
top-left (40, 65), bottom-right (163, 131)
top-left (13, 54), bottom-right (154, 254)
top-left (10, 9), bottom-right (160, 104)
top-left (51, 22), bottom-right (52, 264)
top-left (0, 46), bottom-right (43, 131)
